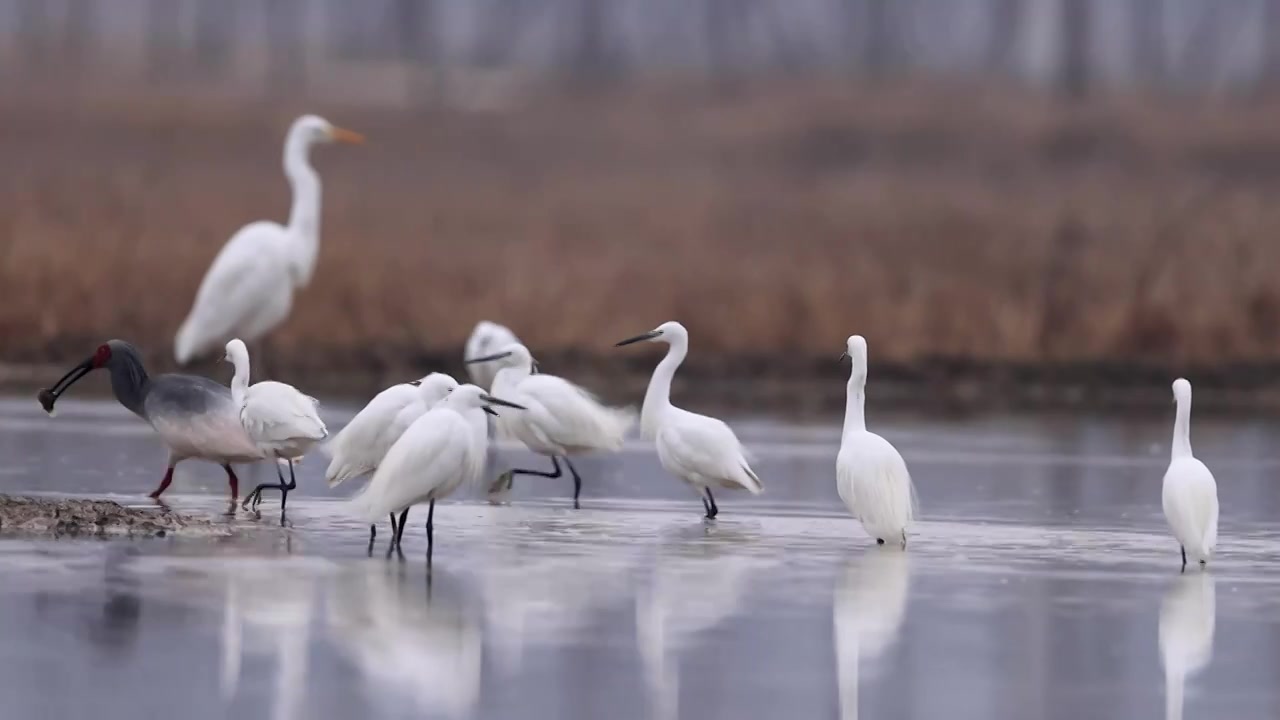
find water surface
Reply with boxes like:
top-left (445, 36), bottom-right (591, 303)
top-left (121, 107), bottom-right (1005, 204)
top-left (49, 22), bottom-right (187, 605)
top-left (3, 397), bottom-right (1280, 719)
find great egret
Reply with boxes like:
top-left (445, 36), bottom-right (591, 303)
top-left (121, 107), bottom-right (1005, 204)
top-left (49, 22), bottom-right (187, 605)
top-left (37, 339), bottom-right (261, 500)
top-left (466, 343), bottom-right (634, 508)
top-left (1162, 378), bottom-right (1219, 570)
top-left (464, 321), bottom-right (521, 390)
top-left (224, 338), bottom-right (328, 516)
top-left (349, 384), bottom-right (525, 561)
top-left (174, 115), bottom-right (364, 365)
top-left (616, 321), bottom-right (762, 518)
top-left (837, 335), bottom-right (916, 547)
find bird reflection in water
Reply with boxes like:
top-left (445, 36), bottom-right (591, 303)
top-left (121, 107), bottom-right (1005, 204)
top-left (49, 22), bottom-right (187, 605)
top-left (218, 563), bottom-right (319, 720)
top-left (636, 531), bottom-right (769, 720)
top-left (833, 549), bottom-right (911, 720)
top-left (326, 564), bottom-right (481, 719)
top-left (1159, 572), bottom-right (1216, 720)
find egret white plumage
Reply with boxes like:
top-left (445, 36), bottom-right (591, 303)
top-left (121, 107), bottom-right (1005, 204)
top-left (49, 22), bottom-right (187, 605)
top-left (1159, 572), bottom-right (1216, 720)
top-left (616, 321), bottom-right (762, 518)
top-left (466, 343), bottom-right (634, 508)
top-left (1162, 378), bottom-right (1219, 570)
top-left (836, 335), bottom-right (916, 547)
top-left (464, 321), bottom-right (521, 390)
top-left (224, 339), bottom-right (328, 515)
top-left (350, 384), bottom-right (525, 560)
top-left (324, 373), bottom-right (461, 489)
top-left (174, 115), bottom-right (363, 365)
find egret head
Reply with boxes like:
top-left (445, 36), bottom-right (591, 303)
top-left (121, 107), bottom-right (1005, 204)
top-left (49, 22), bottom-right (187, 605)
top-left (416, 372), bottom-right (460, 406)
top-left (465, 343), bottom-right (535, 373)
top-left (443, 383), bottom-right (528, 415)
top-left (38, 340), bottom-right (137, 414)
top-left (290, 114), bottom-right (365, 146)
top-left (840, 335), bottom-right (869, 383)
top-left (1172, 377), bottom-right (1192, 405)
top-left (615, 321), bottom-right (687, 347)
top-left (223, 338), bottom-right (249, 366)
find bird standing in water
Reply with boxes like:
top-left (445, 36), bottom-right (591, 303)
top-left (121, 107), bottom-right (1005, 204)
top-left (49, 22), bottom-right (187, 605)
top-left (224, 339), bottom-right (327, 517)
top-left (38, 340), bottom-right (262, 501)
top-left (1162, 378), bottom-right (1219, 571)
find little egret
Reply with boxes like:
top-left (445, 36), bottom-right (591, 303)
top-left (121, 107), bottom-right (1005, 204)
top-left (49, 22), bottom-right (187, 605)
top-left (349, 385), bottom-right (525, 561)
top-left (174, 115), bottom-right (364, 365)
top-left (615, 321), bottom-right (762, 518)
top-left (466, 343), bottom-right (634, 508)
top-left (836, 335), bottom-right (916, 547)
top-left (1162, 378), bottom-right (1220, 570)
top-left (37, 339), bottom-right (261, 500)
top-left (325, 372), bottom-right (493, 544)
top-left (224, 339), bottom-right (328, 516)
top-left (464, 321), bottom-right (521, 390)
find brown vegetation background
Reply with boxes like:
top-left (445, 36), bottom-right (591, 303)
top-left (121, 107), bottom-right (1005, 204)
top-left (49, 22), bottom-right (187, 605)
top-left (7, 83), bottom-right (1280, 408)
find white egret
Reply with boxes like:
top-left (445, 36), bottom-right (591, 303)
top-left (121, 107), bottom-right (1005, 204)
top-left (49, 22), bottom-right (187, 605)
top-left (464, 320), bottom-right (521, 390)
top-left (837, 335), bottom-right (916, 548)
top-left (1159, 572), bottom-right (1216, 720)
top-left (1162, 378), bottom-right (1219, 570)
top-left (616, 321), bottom-right (762, 518)
top-left (466, 343), bottom-right (635, 508)
top-left (174, 115), bottom-right (364, 365)
top-left (834, 550), bottom-right (911, 720)
top-left (349, 384), bottom-right (525, 560)
top-left (325, 372), bottom-right (493, 544)
top-left (224, 339), bottom-right (328, 515)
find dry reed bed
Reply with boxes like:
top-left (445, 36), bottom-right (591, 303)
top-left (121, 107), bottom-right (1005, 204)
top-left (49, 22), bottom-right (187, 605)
top-left (5, 83), bottom-right (1280, 401)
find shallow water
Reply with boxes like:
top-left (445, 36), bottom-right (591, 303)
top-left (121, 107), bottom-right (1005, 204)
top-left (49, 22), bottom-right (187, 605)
top-left (3, 397), bottom-right (1280, 719)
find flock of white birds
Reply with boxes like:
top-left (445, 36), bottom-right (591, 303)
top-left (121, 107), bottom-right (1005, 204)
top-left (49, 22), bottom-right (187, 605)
top-left (43, 114), bottom-right (1219, 568)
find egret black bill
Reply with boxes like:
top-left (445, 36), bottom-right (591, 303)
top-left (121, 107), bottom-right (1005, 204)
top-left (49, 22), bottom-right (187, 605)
top-left (481, 394), bottom-right (527, 410)
top-left (466, 351), bottom-right (513, 364)
top-left (615, 330), bottom-right (663, 347)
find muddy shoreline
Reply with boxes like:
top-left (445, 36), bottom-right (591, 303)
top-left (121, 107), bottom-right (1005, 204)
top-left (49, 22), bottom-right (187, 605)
top-left (0, 495), bottom-right (231, 538)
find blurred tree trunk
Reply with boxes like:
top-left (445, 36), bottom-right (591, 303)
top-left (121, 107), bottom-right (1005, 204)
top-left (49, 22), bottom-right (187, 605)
top-left (863, 0), bottom-right (895, 79)
top-left (1178, 3), bottom-right (1226, 90)
top-left (1261, 0), bottom-right (1280, 93)
top-left (264, 0), bottom-right (306, 94)
top-left (146, 0), bottom-right (181, 81)
top-left (1130, 0), bottom-right (1164, 89)
top-left (984, 0), bottom-right (1024, 75)
top-left (472, 0), bottom-right (525, 68)
top-left (391, 0), bottom-right (445, 103)
top-left (62, 0), bottom-right (97, 69)
top-left (705, 0), bottom-right (743, 87)
top-left (568, 0), bottom-right (615, 87)
top-left (196, 0), bottom-right (238, 74)
top-left (1057, 0), bottom-right (1090, 99)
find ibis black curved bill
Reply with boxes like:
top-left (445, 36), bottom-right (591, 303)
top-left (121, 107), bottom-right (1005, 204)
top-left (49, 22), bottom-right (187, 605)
top-left (481, 394), bottom-right (527, 410)
top-left (39, 356), bottom-right (96, 411)
top-left (615, 330), bottom-right (662, 347)
top-left (466, 351), bottom-right (513, 364)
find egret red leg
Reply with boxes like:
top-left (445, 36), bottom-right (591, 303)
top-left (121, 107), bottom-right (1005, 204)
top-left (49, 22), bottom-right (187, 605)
top-left (149, 467), bottom-right (175, 499)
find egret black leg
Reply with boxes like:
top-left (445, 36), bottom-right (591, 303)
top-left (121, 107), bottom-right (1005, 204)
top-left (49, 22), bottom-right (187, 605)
top-left (243, 462), bottom-right (288, 511)
top-left (701, 496), bottom-right (711, 517)
top-left (703, 488), bottom-right (719, 519)
top-left (1181, 546), bottom-right (1187, 571)
top-left (507, 456), bottom-right (564, 493)
top-left (425, 499), bottom-right (436, 565)
top-left (278, 461), bottom-right (298, 523)
top-left (562, 457), bottom-right (583, 509)
top-left (394, 508), bottom-right (410, 549)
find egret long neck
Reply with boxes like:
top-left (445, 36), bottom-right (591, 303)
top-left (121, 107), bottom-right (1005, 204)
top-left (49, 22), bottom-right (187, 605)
top-left (229, 355), bottom-right (251, 408)
top-left (284, 133), bottom-right (321, 287)
top-left (641, 339), bottom-right (685, 438)
top-left (843, 372), bottom-right (867, 435)
top-left (1172, 396), bottom-right (1193, 459)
